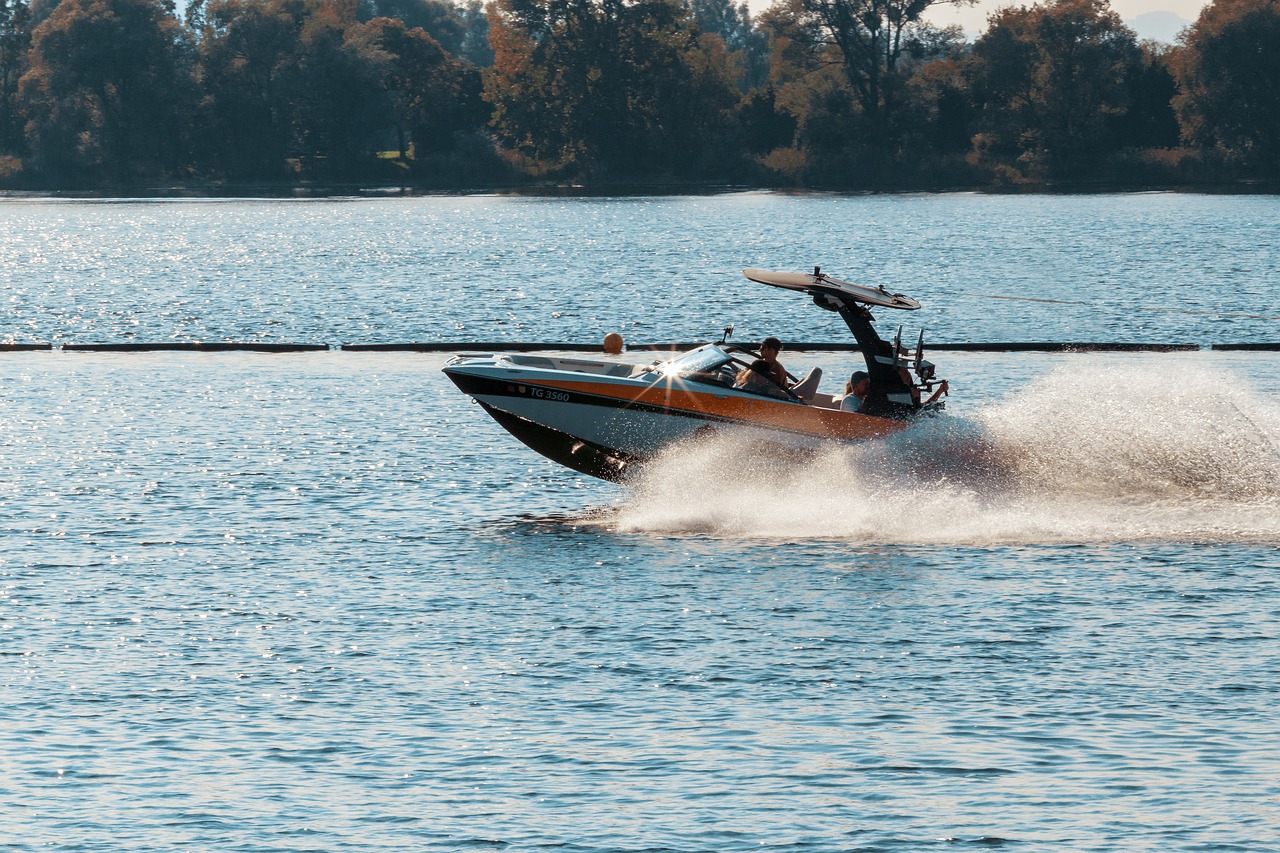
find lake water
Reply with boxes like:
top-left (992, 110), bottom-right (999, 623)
top-left (2, 191), bottom-right (1278, 346)
top-left (2, 193), bottom-right (1278, 852)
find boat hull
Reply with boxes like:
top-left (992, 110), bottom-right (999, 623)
top-left (444, 354), bottom-right (908, 481)
top-left (478, 402), bottom-right (637, 482)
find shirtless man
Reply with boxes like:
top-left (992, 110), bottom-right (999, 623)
top-left (735, 359), bottom-right (789, 399)
top-left (758, 336), bottom-right (825, 402)
top-left (759, 337), bottom-right (789, 387)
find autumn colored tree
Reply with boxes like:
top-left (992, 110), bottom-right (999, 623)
top-left (756, 0), bottom-right (825, 89)
top-left (19, 0), bottom-right (195, 183)
top-left (686, 0), bottom-right (768, 89)
top-left (752, 0), bottom-right (966, 183)
top-left (357, 0), bottom-right (463, 53)
top-left (1172, 0), bottom-right (1280, 171)
top-left (740, 2), bottom-right (843, 180)
top-left (966, 0), bottom-right (1143, 178)
top-left (902, 46), bottom-right (974, 157)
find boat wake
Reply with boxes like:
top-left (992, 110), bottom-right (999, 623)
top-left (606, 362), bottom-right (1280, 544)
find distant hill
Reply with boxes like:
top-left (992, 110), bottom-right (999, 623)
top-left (1127, 11), bottom-right (1192, 43)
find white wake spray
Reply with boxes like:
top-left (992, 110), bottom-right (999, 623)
top-left (607, 362), bottom-right (1280, 544)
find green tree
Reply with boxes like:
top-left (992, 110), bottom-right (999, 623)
top-left (797, 0), bottom-right (977, 145)
top-left (485, 0), bottom-right (739, 177)
top-left (19, 0), bottom-right (195, 183)
top-left (1116, 40), bottom-right (1179, 149)
top-left (1172, 0), bottom-right (1280, 172)
top-left (735, 85), bottom-right (796, 154)
top-left (0, 0), bottom-right (31, 155)
top-left (194, 0), bottom-right (309, 179)
top-left (363, 15), bottom-right (486, 157)
top-left (966, 0), bottom-right (1143, 178)
top-left (292, 0), bottom-right (394, 172)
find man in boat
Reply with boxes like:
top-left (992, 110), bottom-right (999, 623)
top-left (759, 337), bottom-right (788, 386)
top-left (735, 359), bottom-right (790, 399)
top-left (759, 337), bottom-right (822, 402)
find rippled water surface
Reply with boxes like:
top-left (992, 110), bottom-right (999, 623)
top-left (2, 194), bottom-right (1279, 852)
top-left (2, 191), bottom-right (1279, 345)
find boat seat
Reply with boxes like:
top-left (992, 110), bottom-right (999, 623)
top-left (791, 367), bottom-right (822, 402)
top-left (809, 391), bottom-right (837, 409)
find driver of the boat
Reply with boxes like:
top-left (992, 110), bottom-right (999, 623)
top-left (735, 359), bottom-right (790, 399)
top-left (759, 337), bottom-right (789, 387)
top-left (840, 370), bottom-right (870, 412)
top-left (757, 336), bottom-right (823, 402)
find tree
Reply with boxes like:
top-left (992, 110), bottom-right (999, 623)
top-left (457, 0), bottom-right (492, 66)
top-left (484, 0), bottom-right (739, 177)
top-left (0, 0), bottom-right (31, 154)
top-left (1172, 0), bottom-right (1280, 172)
top-left (19, 0), bottom-right (195, 183)
top-left (356, 0), bottom-right (464, 53)
top-left (1115, 40), bottom-right (1179, 149)
top-left (685, 0), bottom-right (768, 88)
top-left (966, 0), bottom-right (1143, 178)
top-left (735, 85), bottom-right (796, 154)
top-left (904, 50), bottom-right (974, 156)
top-left (797, 0), bottom-right (977, 144)
top-left (194, 0), bottom-right (310, 179)
top-left (292, 0), bottom-right (394, 171)
top-left (362, 15), bottom-right (486, 157)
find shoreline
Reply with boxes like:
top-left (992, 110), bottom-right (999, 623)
top-left (3, 179), bottom-right (1280, 199)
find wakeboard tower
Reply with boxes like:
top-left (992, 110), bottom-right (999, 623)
top-left (443, 267), bottom-right (948, 481)
top-left (743, 266), bottom-right (943, 420)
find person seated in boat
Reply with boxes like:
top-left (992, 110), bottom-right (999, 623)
top-left (844, 364), bottom-right (946, 414)
top-left (840, 370), bottom-right (870, 412)
top-left (863, 341), bottom-right (942, 412)
top-left (735, 359), bottom-right (790, 399)
top-left (759, 337), bottom-right (789, 386)
top-left (759, 336), bottom-right (822, 402)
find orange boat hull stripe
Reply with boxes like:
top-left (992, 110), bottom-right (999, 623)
top-left (530, 377), bottom-right (906, 441)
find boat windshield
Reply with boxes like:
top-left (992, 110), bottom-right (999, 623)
top-left (658, 345), bottom-right (739, 387)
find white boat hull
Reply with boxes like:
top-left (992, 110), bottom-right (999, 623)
top-left (444, 351), bottom-right (906, 480)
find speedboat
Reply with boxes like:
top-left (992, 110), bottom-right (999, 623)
top-left (443, 267), bottom-right (948, 481)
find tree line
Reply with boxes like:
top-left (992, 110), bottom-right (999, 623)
top-left (0, 0), bottom-right (1276, 189)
